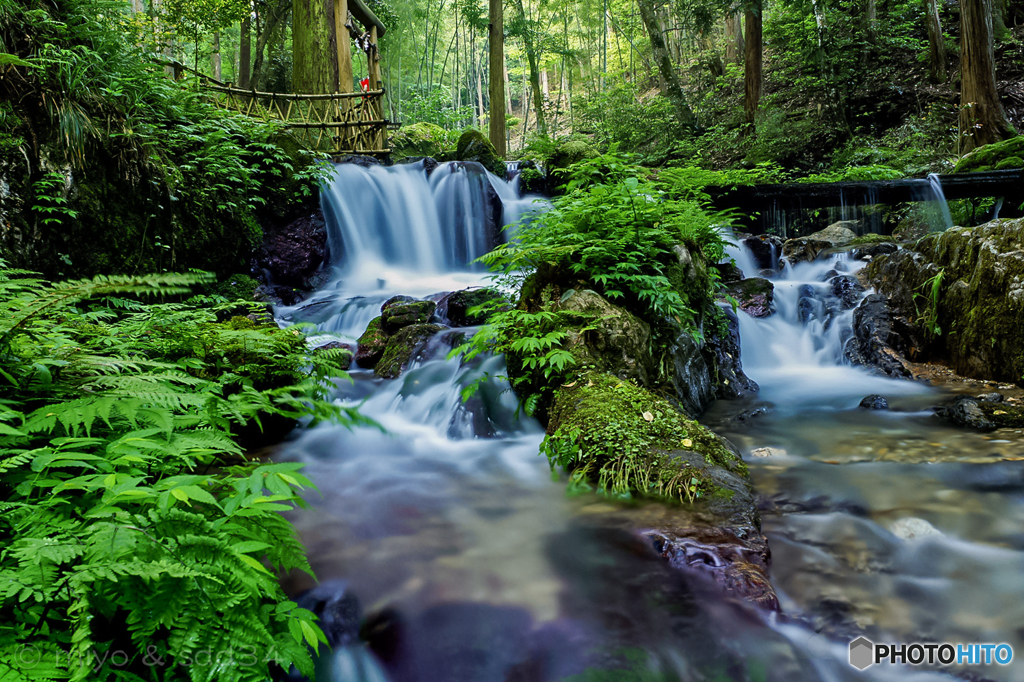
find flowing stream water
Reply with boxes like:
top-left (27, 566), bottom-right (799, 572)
top-left (272, 162), bottom-right (1024, 682)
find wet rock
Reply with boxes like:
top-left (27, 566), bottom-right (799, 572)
top-left (806, 220), bottom-right (859, 247)
top-left (934, 395), bottom-right (996, 431)
top-left (936, 396), bottom-right (1024, 430)
top-left (553, 288), bottom-right (655, 388)
top-left (977, 392), bottom-right (1005, 402)
top-left (797, 296), bottom-right (816, 324)
top-left (455, 129), bottom-right (507, 178)
top-left (355, 316), bottom-right (389, 368)
top-left (294, 580), bottom-right (362, 648)
top-left (829, 274), bottom-right (865, 310)
top-left (723, 277), bottom-right (775, 318)
top-left (436, 288), bottom-right (507, 327)
top-left (702, 305), bottom-right (759, 400)
top-left (254, 283), bottom-right (301, 307)
top-left (864, 218), bottom-right (1024, 383)
top-left (751, 447), bottom-right (786, 458)
top-left (844, 294), bottom-right (916, 378)
top-left (851, 241), bottom-right (898, 261)
top-left (382, 299), bottom-right (437, 333)
top-left (257, 208), bottom-right (329, 289)
top-left (782, 238), bottom-right (833, 266)
top-left (821, 269), bottom-right (839, 281)
top-left (858, 394), bottom-right (889, 409)
top-left (514, 159), bottom-right (548, 195)
top-left (333, 154), bottom-right (381, 168)
top-left (890, 517), bottom-right (942, 541)
top-left (712, 260), bottom-right (744, 284)
top-left (741, 234), bottom-right (784, 271)
top-left (375, 323), bottom-right (448, 378)
top-left (670, 332), bottom-right (716, 418)
top-left (381, 295), bottom-right (418, 311)
top-left (736, 406), bottom-right (771, 421)
top-left (313, 341), bottom-right (353, 371)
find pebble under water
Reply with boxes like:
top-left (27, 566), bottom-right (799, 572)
top-left (271, 162), bottom-right (1024, 682)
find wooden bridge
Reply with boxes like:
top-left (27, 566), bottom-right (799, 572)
top-left (199, 0), bottom-right (390, 156)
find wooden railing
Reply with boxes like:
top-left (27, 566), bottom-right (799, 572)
top-left (203, 83), bottom-right (390, 156)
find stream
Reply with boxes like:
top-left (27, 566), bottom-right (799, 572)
top-left (271, 161), bottom-right (1024, 682)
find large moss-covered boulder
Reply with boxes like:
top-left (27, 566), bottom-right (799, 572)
top-left (390, 122), bottom-right (449, 160)
top-left (545, 371), bottom-right (778, 609)
top-left (954, 136), bottom-right (1024, 173)
top-left (865, 218), bottom-right (1024, 383)
top-left (806, 220), bottom-right (859, 247)
top-left (437, 288), bottom-right (508, 327)
top-left (781, 238), bottom-right (832, 266)
top-left (375, 323), bottom-right (448, 379)
top-left (455, 130), bottom-right (506, 178)
top-left (382, 299), bottom-right (436, 333)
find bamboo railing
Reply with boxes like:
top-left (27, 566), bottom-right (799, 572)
top-left (203, 83), bottom-right (390, 156)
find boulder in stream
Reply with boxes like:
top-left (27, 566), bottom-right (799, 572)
top-left (858, 394), bottom-right (889, 410)
top-left (723, 277), bottom-right (775, 318)
top-left (382, 299), bottom-right (437, 333)
top-left (844, 294), bottom-right (916, 378)
top-left (355, 316), bottom-right (389, 368)
top-left (740, 234), bottom-right (784, 272)
top-left (436, 288), bottom-right (508, 327)
top-left (257, 208), bottom-right (329, 289)
top-left (865, 218), bottom-right (1024, 383)
top-left (375, 323), bottom-right (448, 378)
top-left (806, 220), bottom-right (859, 247)
top-left (934, 395), bottom-right (1024, 431)
top-left (781, 238), bottom-right (832, 266)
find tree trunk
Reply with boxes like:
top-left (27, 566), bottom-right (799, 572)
top-left (489, 0), bottom-right (507, 155)
top-left (212, 32), bottom-right (223, 81)
top-left (743, 4), bottom-right (763, 125)
top-left (959, 0), bottom-right (1017, 152)
top-left (725, 12), bottom-right (744, 64)
top-left (292, 0), bottom-right (336, 93)
top-left (637, 0), bottom-right (696, 128)
top-left (925, 0), bottom-right (947, 83)
top-left (515, 0), bottom-right (547, 136)
top-left (239, 16), bottom-right (251, 87)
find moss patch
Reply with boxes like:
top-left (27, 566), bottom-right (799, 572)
top-left (544, 371), bottom-right (747, 505)
top-left (355, 316), bottom-right (389, 368)
top-left (375, 323), bottom-right (447, 378)
top-left (954, 136), bottom-right (1024, 173)
top-left (390, 122), bottom-right (450, 160)
top-left (849, 233), bottom-right (897, 246)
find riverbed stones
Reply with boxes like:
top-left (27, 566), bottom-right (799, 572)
top-left (935, 394), bottom-right (1024, 431)
top-left (829, 274), bottom-right (865, 310)
top-left (723, 277), bottom-right (775, 317)
top-left (375, 323), bottom-right (448, 379)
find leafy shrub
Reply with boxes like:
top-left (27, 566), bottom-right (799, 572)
top-left (0, 264), bottom-right (361, 682)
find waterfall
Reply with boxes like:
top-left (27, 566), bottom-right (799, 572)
top-left (926, 172), bottom-right (954, 232)
top-left (727, 242), bottom-right (928, 412)
top-left (282, 160), bottom-right (545, 339)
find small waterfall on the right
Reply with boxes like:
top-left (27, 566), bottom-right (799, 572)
top-left (724, 241), bottom-right (930, 412)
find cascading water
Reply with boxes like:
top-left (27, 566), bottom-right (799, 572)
top-left (708, 236), bottom-right (1024, 681)
top-left (273, 162), bottom-right (1024, 682)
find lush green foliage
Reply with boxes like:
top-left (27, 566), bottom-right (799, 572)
top-left (0, 264), bottom-right (360, 682)
top-left (455, 152), bottom-right (733, 413)
top-left (0, 0), bottom-right (332, 278)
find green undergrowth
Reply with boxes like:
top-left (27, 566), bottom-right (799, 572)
top-left (0, 263), bottom-right (362, 681)
top-left (454, 152), bottom-right (734, 414)
top-left (543, 372), bottom-right (744, 504)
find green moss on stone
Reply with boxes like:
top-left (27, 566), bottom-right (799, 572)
top-left (849, 233), bottom-right (896, 246)
top-left (375, 323), bottom-right (447, 378)
top-left (208, 273), bottom-right (260, 301)
top-left (381, 299), bottom-right (436, 332)
top-left (455, 129), bottom-right (506, 177)
top-left (954, 136), bottom-right (1024, 173)
top-left (355, 316), bottom-right (389, 368)
top-left (544, 371), bottom-right (747, 505)
top-left (390, 122), bottom-right (450, 160)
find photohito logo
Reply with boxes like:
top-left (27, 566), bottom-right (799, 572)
top-left (849, 637), bottom-right (1013, 670)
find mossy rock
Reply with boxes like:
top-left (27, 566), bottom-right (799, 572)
top-left (849, 233), bottom-right (897, 246)
top-left (954, 136), bottom-right (1024, 173)
top-left (355, 316), bottom-right (389, 369)
top-left (722, 278), bottom-right (774, 318)
top-left (546, 138), bottom-right (599, 192)
top-left (381, 299), bottom-right (436, 333)
top-left (390, 122), bottom-right (450, 160)
top-left (545, 371), bottom-right (748, 506)
top-left (455, 129), bottom-right (506, 178)
top-left (440, 288), bottom-right (507, 327)
top-left (375, 323), bottom-right (448, 378)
